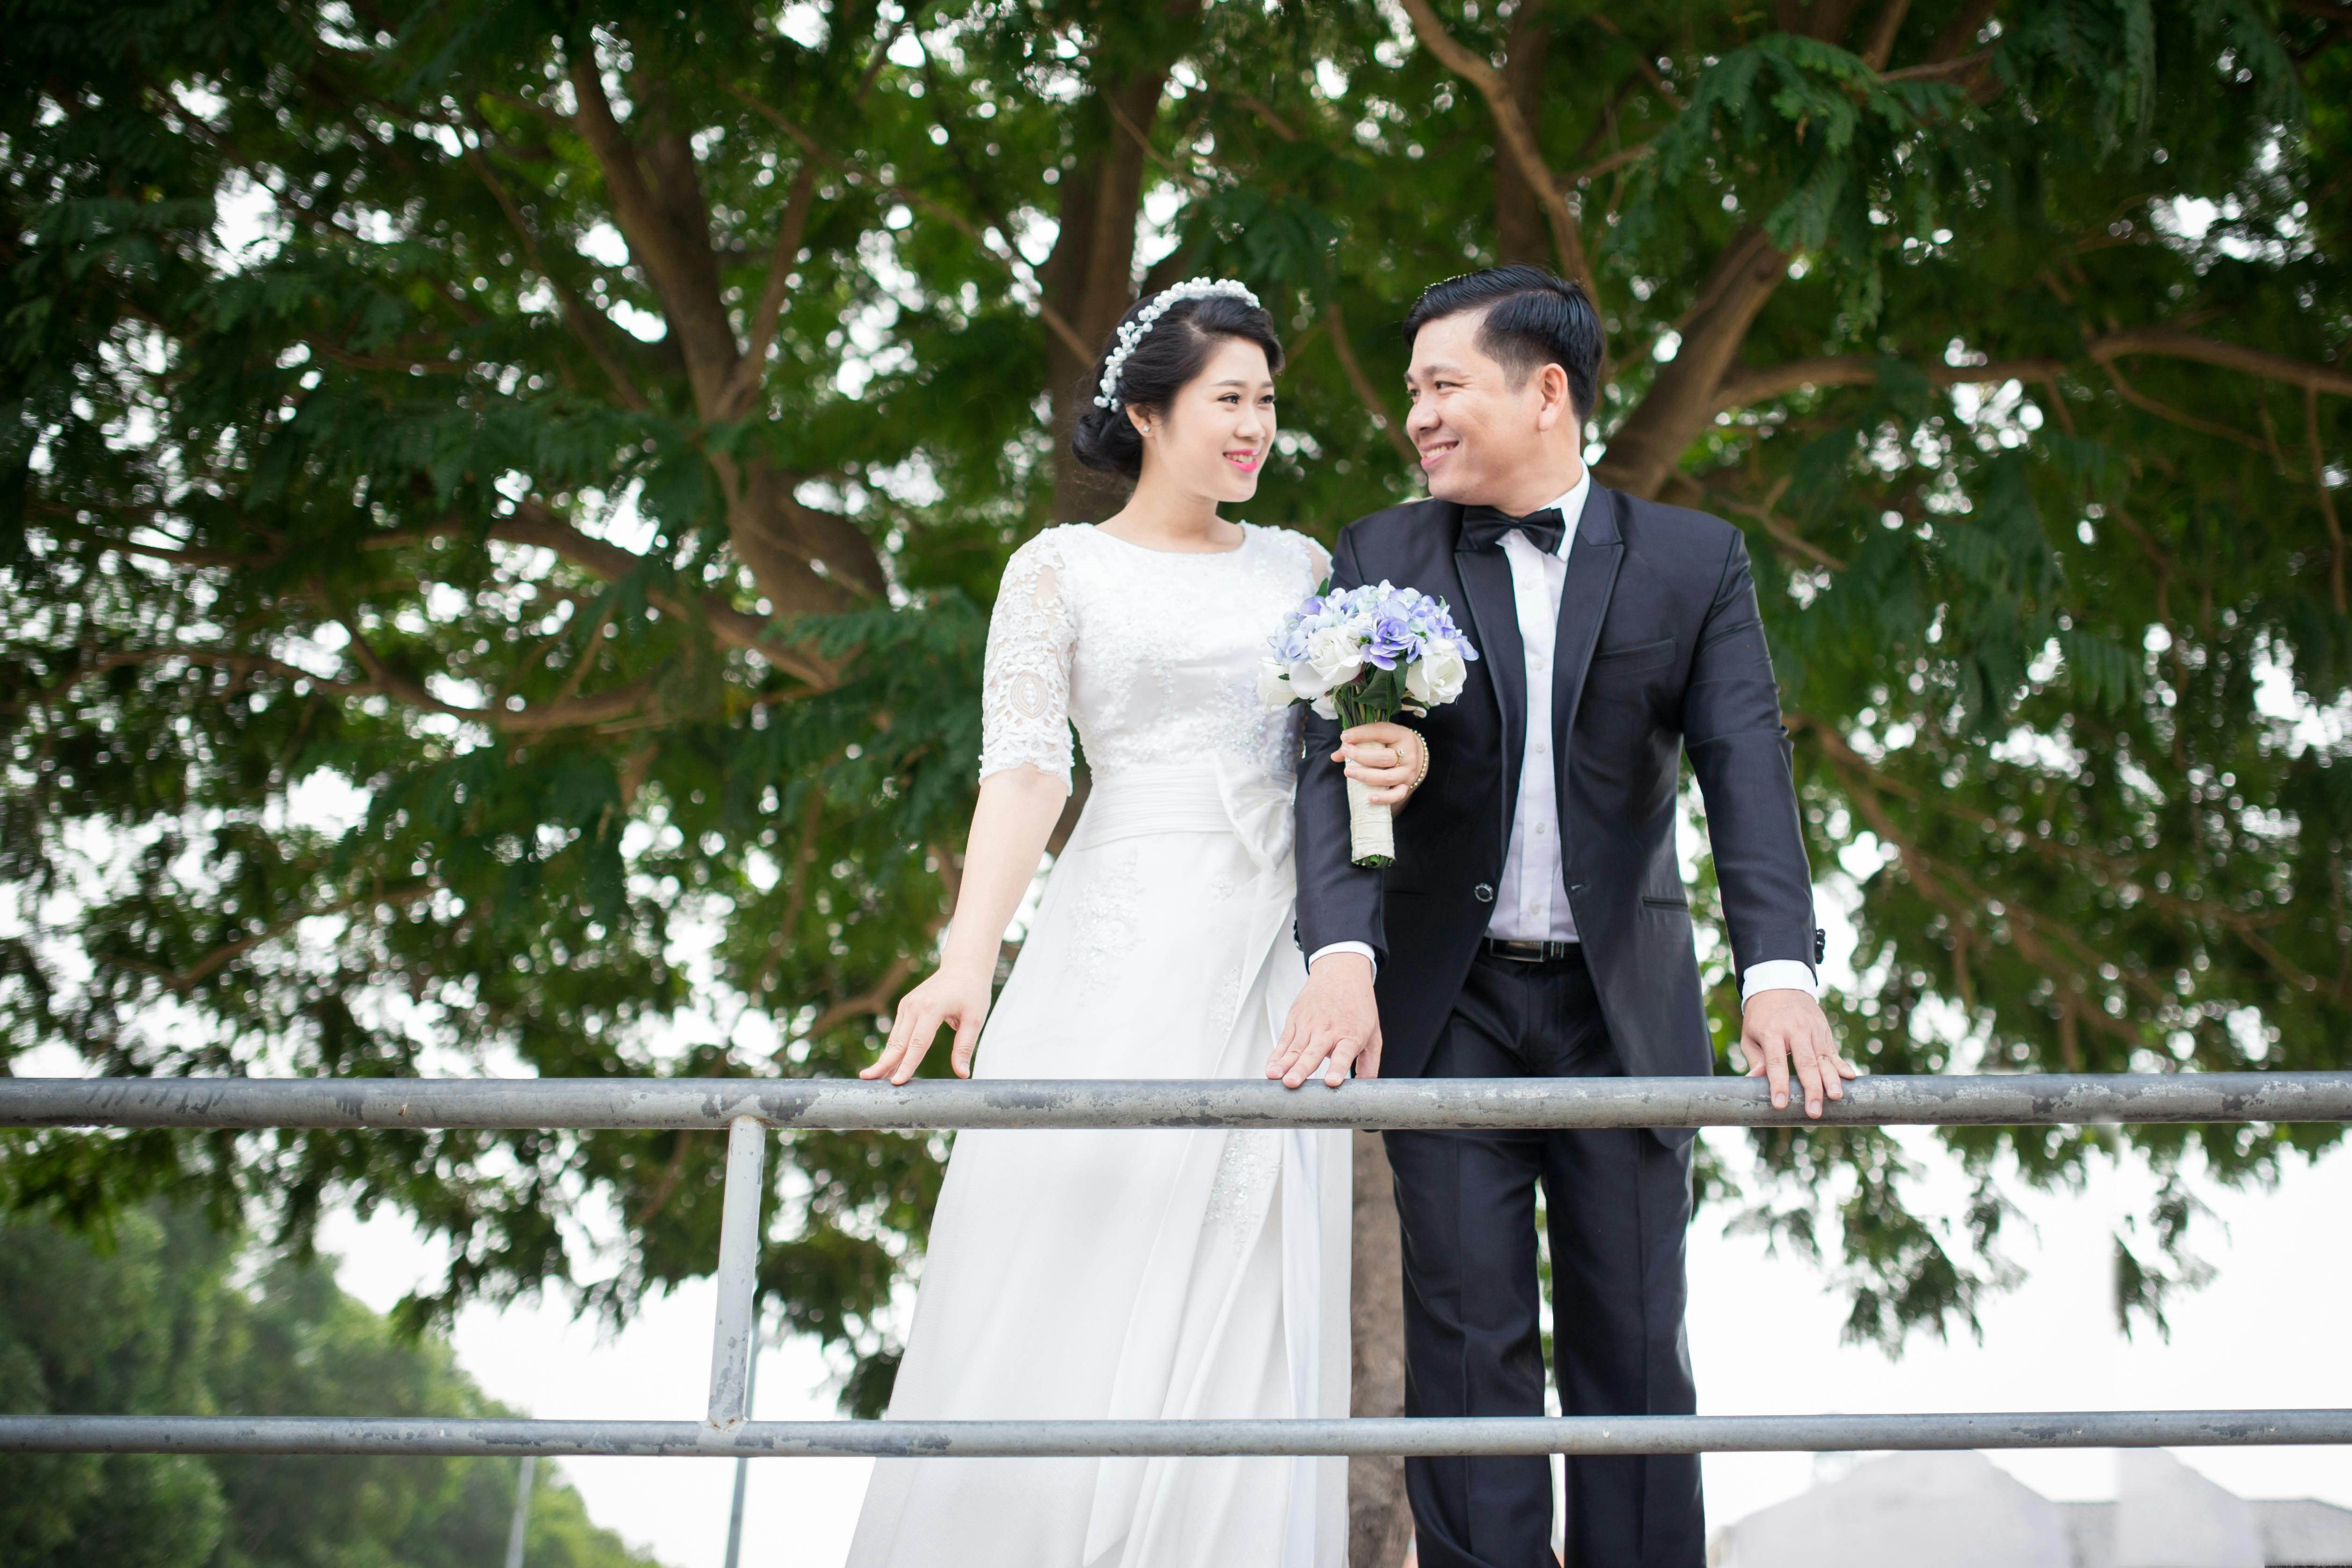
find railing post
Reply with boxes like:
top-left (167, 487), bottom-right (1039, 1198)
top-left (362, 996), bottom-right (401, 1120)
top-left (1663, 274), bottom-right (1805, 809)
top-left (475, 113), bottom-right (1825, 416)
top-left (502, 1453), bottom-right (535, 1568)
top-left (704, 1115), bottom-right (767, 1429)
top-left (721, 1337), bottom-right (760, 1568)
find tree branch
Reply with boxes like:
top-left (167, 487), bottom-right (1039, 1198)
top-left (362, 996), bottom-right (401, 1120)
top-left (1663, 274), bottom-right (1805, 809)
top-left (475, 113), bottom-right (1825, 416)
top-left (723, 86), bottom-right (1093, 365)
top-left (1323, 303), bottom-right (1418, 466)
top-left (2089, 326), bottom-right (2352, 399)
top-left (1220, 89), bottom-right (1301, 142)
top-left (1397, 0), bottom-right (1597, 304)
top-left (1884, 47), bottom-right (1995, 82)
top-left (566, 46), bottom-right (740, 413)
top-left (2095, 358), bottom-right (2274, 453)
top-left (1706, 474), bottom-right (1849, 571)
top-left (1922, 0), bottom-right (2003, 66)
top-left (493, 503), bottom-right (841, 689)
top-left (1711, 353), bottom-right (2065, 412)
top-left (1560, 139), bottom-right (1654, 187)
top-left (801, 955), bottom-right (919, 1040)
top-left (98, 882), bottom-right (433, 994)
top-left (2310, 385), bottom-right (2347, 614)
top-left (1586, 15), bottom-right (1686, 108)
top-left (337, 616), bottom-right (657, 733)
top-left (1864, 0), bottom-right (1914, 69)
top-left (1596, 227), bottom-right (1788, 497)
top-left (1715, 326), bottom-right (2352, 418)
top-left (459, 133), bottom-right (651, 412)
top-left (717, 160), bottom-right (820, 421)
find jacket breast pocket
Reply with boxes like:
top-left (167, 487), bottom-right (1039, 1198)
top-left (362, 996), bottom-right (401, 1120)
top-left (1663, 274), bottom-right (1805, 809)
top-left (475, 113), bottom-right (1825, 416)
top-left (1590, 636), bottom-right (1676, 675)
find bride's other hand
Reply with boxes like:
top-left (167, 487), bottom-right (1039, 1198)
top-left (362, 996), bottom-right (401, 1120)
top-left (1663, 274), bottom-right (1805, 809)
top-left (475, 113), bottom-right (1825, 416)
top-left (1333, 722), bottom-right (1426, 809)
top-left (864, 962), bottom-right (994, 1084)
top-left (860, 765), bottom-right (1066, 1086)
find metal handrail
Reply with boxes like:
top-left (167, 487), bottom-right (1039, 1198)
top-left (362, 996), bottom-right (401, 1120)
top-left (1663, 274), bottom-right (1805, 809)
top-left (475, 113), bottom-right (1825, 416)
top-left (5, 1410), bottom-right (2347, 1458)
top-left (6, 1070), bottom-right (2351, 1131)
top-left (5, 1071), bottom-right (2349, 1460)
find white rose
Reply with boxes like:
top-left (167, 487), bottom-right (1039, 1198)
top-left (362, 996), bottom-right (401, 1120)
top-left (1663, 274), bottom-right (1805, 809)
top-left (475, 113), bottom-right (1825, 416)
top-left (1292, 624), bottom-right (1364, 700)
top-left (1406, 638), bottom-right (1469, 707)
top-left (1256, 659), bottom-right (1295, 710)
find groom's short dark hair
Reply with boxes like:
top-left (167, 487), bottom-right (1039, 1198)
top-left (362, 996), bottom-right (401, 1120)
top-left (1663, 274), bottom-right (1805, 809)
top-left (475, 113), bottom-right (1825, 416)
top-left (1404, 266), bottom-right (1601, 423)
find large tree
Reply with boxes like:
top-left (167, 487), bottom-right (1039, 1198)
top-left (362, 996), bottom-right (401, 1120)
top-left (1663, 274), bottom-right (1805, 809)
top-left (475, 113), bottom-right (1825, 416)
top-left (4, 0), bottom-right (2347, 1559)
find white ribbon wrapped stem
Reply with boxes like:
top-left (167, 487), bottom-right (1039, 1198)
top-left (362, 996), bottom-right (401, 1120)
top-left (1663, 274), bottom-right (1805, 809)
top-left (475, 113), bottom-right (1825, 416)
top-left (1345, 775), bottom-right (1393, 867)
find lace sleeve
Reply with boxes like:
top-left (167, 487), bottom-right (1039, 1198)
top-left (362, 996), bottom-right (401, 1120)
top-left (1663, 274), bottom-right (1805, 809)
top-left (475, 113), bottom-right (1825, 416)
top-left (977, 532), bottom-right (1077, 788)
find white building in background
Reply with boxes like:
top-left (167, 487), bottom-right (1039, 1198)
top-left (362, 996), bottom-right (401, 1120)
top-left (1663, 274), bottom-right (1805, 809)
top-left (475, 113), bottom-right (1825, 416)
top-left (1714, 1450), bottom-right (2352, 1568)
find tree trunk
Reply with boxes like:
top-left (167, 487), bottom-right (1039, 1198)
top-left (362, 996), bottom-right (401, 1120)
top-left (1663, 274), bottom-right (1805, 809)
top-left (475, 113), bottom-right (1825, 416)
top-left (1350, 1129), bottom-right (1415, 1568)
top-left (1491, 9), bottom-right (1556, 270)
top-left (1592, 226), bottom-right (1789, 499)
top-left (1038, 6), bottom-right (1204, 524)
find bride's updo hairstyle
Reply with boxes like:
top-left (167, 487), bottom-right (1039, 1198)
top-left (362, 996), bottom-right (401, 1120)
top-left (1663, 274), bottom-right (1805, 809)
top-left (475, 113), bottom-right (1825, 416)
top-left (1071, 283), bottom-right (1284, 480)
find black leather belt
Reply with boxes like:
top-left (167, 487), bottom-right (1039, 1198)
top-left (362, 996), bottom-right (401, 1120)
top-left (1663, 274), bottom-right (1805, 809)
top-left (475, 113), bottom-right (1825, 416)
top-left (1482, 938), bottom-right (1580, 963)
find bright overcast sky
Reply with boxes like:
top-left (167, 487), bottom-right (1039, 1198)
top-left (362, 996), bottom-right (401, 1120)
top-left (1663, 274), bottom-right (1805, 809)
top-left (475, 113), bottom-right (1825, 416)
top-left (323, 1129), bottom-right (2352, 1568)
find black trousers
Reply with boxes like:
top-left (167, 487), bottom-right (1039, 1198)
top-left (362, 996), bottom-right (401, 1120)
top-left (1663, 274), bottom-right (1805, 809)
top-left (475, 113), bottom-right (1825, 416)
top-left (1385, 948), bottom-right (1704, 1568)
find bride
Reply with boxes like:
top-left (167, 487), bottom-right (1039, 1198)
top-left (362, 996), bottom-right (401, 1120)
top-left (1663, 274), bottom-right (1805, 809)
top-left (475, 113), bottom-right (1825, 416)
top-left (845, 280), bottom-right (1427, 1567)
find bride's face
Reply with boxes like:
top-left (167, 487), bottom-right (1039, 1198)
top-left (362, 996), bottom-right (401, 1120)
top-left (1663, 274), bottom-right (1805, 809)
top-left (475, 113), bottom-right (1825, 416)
top-left (1131, 336), bottom-right (1277, 505)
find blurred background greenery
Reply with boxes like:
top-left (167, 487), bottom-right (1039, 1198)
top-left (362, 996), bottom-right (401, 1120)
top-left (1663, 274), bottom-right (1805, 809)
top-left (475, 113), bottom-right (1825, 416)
top-left (0, 1204), bottom-right (658, 1568)
top-left (1, 2), bottom-right (2346, 1556)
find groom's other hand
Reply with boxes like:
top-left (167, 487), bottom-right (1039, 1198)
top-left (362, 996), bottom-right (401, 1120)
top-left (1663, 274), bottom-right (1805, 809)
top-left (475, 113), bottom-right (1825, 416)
top-left (1333, 723), bottom-right (1426, 809)
top-left (1739, 989), bottom-right (1856, 1118)
top-left (1271, 952), bottom-right (1383, 1088)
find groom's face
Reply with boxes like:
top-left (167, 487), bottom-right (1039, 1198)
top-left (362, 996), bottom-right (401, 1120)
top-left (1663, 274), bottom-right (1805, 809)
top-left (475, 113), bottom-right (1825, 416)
top-left (1403, 309), bottom-right (1575, 508)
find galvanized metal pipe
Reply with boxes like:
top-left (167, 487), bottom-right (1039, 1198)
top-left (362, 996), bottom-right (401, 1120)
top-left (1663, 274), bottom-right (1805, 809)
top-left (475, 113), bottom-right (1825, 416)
top-left (5, 1072), bottom-right (2350, 1132)
top-left (704, 1117), bottom-right (766, 1429)
top-left (501, 1453), bottom-right (535, 1568)
top-left (2, 1410), bottom-right (2345, 1458)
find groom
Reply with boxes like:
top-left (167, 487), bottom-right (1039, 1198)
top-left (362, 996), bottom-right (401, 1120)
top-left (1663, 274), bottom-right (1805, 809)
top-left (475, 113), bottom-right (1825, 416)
top-left (1276, 266), bottom-right (1848, 1568)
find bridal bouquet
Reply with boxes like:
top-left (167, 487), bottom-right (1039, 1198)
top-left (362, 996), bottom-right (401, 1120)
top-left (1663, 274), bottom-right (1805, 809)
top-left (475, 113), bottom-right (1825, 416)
top-left (1259, 580), bottom-right (1479, 866)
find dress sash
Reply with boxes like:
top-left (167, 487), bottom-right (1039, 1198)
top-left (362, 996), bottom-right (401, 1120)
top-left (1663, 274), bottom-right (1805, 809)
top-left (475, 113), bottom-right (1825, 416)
top-left (1068, 762), bottom-right (1297, 874)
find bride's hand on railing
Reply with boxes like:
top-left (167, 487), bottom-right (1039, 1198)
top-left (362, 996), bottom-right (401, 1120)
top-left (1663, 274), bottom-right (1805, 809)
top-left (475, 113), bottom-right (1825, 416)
top-left (863, 963), bottom-right (994, 1085)
top-left (1333, 722), bottom-right (1428, 810)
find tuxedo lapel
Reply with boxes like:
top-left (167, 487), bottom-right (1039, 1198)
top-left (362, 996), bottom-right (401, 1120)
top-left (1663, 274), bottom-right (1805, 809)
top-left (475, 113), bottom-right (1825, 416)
top-left (1551, 483), bottom-right (1627, 763)
top-left (1451, 517), bottom-right (1527, 848)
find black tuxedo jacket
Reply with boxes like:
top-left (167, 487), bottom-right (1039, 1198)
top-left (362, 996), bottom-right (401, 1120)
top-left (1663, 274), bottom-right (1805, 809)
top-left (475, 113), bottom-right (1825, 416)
top-left (1294, 484), bottom-right (1816, 1083)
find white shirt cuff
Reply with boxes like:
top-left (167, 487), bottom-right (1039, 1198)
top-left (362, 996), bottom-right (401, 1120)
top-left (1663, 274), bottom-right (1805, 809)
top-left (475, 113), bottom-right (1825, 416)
top-left (1307, 941), bottom-right (1378, 978)
top-left (1741, 959), bottom-right (1821, 1004)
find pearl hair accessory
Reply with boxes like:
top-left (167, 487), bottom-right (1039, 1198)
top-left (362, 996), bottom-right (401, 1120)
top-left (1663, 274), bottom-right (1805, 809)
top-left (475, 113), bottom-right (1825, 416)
top-left (1092, 277), bottom-right (1264, 411)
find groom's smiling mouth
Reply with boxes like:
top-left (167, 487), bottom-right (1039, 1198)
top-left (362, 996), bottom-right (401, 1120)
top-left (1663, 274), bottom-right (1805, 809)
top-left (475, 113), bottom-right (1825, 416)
top-left (1416, 437), bottom-right (1459, 469)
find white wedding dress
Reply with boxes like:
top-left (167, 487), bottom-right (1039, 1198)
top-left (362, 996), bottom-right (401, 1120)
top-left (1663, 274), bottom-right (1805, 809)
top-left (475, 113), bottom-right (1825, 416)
top-left (845, 521), bottom-right (1351, 1568)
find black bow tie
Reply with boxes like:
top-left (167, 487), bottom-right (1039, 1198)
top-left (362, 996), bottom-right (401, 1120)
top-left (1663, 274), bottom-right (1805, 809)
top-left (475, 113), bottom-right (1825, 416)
top-left (1461, 504), bottom-right (1568, 555)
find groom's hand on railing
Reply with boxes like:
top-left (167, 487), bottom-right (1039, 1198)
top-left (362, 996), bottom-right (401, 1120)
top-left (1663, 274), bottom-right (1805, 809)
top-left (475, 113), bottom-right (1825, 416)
top-left (1269, 952), bottom-right (1383, 1089)
top-left (863, 964), bottom-right (994, 1086)
top-left (1738, 989), bottom-right (1856, 1118)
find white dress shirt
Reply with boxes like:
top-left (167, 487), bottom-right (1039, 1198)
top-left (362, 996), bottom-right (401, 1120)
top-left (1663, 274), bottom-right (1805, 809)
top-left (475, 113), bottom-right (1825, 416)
top-left (1312, 474), bottom-right (1819, 1005)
